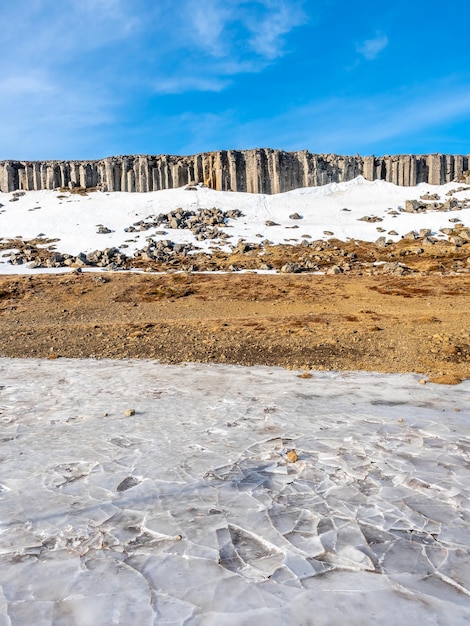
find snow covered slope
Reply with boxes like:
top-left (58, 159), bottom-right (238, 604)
top-left (1, 177), bottom-right (469, 273)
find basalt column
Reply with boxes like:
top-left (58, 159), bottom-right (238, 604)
top-left (1, 151), bottom-right (469, 193)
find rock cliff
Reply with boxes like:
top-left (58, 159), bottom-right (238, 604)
top-left (1, 149), bottom-right (469, 193)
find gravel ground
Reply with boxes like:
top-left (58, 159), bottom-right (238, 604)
top-left (1, 272), bottom-right (469, 383)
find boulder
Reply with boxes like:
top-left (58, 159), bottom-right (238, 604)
top-left (280, 263), bottom-right (301, 273)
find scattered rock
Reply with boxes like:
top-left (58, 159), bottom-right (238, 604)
top-left (280, 263), bottom-right (301, 274)
top-left (358, 216), bottom-right (383, 223)
top-left (286, 449), bottom-right (299, 463)
top-left (404, 199), bottom-right (425, 213)
top-left (326, 265), bottom-right (343, 275)
top-left (96, 225), bottom-right (114, 234)
top-left (380, 261), bottom-right (411, 275)
top-left (117, 476), bottom-right (141, 492)
top-left (449, 236), bottom-right (464, 247)
top-left (443, 198), bottom-right (458, 210)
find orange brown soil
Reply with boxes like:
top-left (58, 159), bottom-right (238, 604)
top-left (1, 272), bottom-right (469, 383)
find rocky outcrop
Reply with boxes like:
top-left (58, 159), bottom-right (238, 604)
top-left (1, 150), bottom-right (469, 193)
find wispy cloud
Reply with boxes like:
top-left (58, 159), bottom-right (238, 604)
top-left (79, 79), bottom-right (470, 158)
top-left (153, 76), bottom-right (231, 95)
top-left (4, 0), bottom-right (466, 160)
top-left (224, 80), bottom-right (470, 154)
top-left (247, 0), bottom-right (307, 59)
top-left (188, 0), bottom-right (232, 57)
top-left (169, 0), bottom-right (307, 70)
top-left (0, 0), bottom-right (309, 160)
top-left (356, 33), bottom-right (389, 60)
top-left (0, 0), bottom-right (139, 158)
top-left (0, 0), bottom-right (138, 64)
top-left (0, 75), bottom-right (55, 97)
top-left (143, 0), bottom-right (308, 96)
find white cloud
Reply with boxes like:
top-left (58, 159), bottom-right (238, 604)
top-left (0, 0), bottom-right (140, 158)
top-left (0, 0), bottom-right (311, 156)
top-left (153, 76), bottom-right (231, 94)
top-left (222, 81), bottom-right (470, 154)
top-left (177, 0), bottom-right (306, 61)
top-left (0, 0), bottom-right (138, 65)
top-left (247, 0), bottom-right (306, 59)
top-left (356, 33), bottom-right (389, 60)
top-left (145, 0), bottom-right (307, 94)
top-left (0, 75), bottom-right (55, 97)
top-left (188, 0), bottom-right (232, 57)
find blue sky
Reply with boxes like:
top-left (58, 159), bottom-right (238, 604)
top-left (1, 0), bottom-right (469, 160)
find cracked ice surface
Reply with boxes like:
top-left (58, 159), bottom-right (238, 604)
top-left (0, 359), bottom-right (469, 625)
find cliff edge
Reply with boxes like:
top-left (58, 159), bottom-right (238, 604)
top-left (1, 149), bottom-right (469, 193)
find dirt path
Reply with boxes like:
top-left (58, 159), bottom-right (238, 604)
top-left (1, 272), bottom-right (469, 383)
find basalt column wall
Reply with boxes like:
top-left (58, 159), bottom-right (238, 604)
top-left (1, 150), bottom-right (469, 193)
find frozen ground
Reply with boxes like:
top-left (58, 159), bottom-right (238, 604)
top-left (1, 177), bottom-right (470, 274)
top-left (0, 358), bottom-right (469, 624)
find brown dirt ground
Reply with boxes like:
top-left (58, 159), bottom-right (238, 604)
top-left (1, 272), bottom-right (469, 384)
